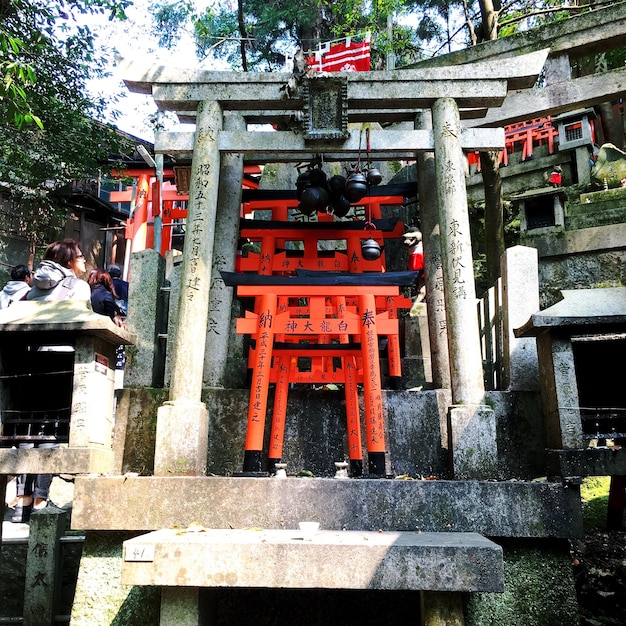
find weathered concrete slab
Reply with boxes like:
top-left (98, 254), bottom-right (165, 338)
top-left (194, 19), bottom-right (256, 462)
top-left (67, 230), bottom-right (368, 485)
top-left (409, 2), bottom-right (626, 68)
top-left (122, 528), bottom-right (504, 592)
top-left (466, 66), bottom-right (626, 128)
top-left (523, 222), bottom-right (626, 260)
top-left (71, 476), bottom-right (583, 538)
top-left (546, 448), bottom-right (626, 478)
top-left (0, 300), bottom-right (134, 345)
top-left (515, 287), bottom-right (626, 336)
top-left (120, 49), bottom-right (547, 106)
top-left (154, 127), bottom-right (505, 158)
top-left (580, 185), bottom-right (626, 205)
top-left (176, 106), bottom-right (490, 126)
top-left (151, 79), bottom-right (509, 112)
top-left (409, 4), bottom-right (626, 129)
top-left (0, 447), bottom-right (114, 475)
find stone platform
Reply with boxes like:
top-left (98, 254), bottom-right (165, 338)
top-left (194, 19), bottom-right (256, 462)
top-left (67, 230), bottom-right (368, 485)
top-left (72, 476), bottom-right (583, 538)
top-left (122, 528), bottom-right (504, 592)
top-left (0, 446), bottom-right (114, 475)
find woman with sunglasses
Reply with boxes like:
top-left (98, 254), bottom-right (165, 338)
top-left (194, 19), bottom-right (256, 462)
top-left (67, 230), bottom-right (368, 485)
top-left (26, 238), bottom-right (91, 302)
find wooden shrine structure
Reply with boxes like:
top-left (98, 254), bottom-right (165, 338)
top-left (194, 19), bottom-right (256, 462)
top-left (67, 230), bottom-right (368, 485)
top-left (12, 5), bottom-right (626, 623)
top-left (117, 49), bottom-right (550, 483)
top-left (6, 5), bottom-right (626, 623)
top-left (86, 50), bottom-right (550, 622)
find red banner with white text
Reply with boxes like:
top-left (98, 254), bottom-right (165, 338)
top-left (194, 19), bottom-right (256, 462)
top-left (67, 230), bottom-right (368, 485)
top-left (307, 35), bottom-right (371, 72)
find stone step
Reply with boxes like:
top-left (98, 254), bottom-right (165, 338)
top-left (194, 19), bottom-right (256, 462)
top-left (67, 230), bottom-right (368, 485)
top-left (72, 476), bottom-right (583, 539)
top-left (122, 528), bottom-right (504, 592)
top-left (0, 447), bottom-right (113, 475)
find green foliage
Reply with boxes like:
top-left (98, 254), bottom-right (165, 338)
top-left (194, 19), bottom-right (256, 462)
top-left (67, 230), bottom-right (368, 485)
top-left (491, 0), bottom-right (599, 40)
top-left (581, 475), bottom-right (611, 532)
top-left (152, 0), bottom-right (195, 49)
top-left (603, 45), bottom-right (626, 71)
top-left (0, 0), bottom-right (130, 127)
top-left (149, 1), bottom-right (622, 72)
top-left (0, 0), bottom-right (135, 251)
top-left (150, 0), bottom-right (467, 71)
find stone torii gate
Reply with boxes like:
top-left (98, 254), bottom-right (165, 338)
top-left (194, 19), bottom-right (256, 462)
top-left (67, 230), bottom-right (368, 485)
top-left (119, 50), bottom-right (548, 478)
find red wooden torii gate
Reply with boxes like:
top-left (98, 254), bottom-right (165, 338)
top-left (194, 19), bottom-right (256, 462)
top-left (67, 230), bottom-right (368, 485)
top-left (109, 165), bottom-right (261, 261)
top-left (222, 271), bottom-right (417, 476)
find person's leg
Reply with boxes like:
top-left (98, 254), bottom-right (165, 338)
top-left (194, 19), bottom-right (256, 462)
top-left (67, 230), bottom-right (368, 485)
top-left (15, 442), bottom-right (34, 505)
top-left (14, 473), bottom-right (34, 502)
top-left (32, 474), bottom-right (53, 508)
top-left (12, 444), bottom-right (35, 522)
top-left (32, 442), bottom-right (58, 509)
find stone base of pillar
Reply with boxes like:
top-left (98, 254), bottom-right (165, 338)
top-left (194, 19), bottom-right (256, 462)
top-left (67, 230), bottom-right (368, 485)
top-left (160, 587), bottom-right (202, 626)
top-left (421, 590), bottom-right (464, 626)
top-left (448, 405), bottom-right (498, 479)
top-left (24, 508), bottom-right (68, 626)
top-left (154, 401), bottom-right (209, 476)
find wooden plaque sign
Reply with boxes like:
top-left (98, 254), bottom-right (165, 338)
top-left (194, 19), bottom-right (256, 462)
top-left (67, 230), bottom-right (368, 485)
top-left (302, 76), bottom-right (349, 141)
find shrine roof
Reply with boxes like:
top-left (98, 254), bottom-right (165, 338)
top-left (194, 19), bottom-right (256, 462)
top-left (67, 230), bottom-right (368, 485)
top-left (117, 49), bottom-right (548, 125)
top-left (514, 287), bottom-right (626, 337)
top-left (0, 300), bottom-right (135, 345)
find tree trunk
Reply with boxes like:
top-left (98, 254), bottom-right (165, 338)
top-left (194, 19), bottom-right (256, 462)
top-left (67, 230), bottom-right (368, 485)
top-left (597, 101), bottom-right (624, 148)
top-left (480, 150), bottom-right (504, 284)
top-left (478, 0), bottom-right (498, 41)
top-left (477, 0), bottom-right (504, 284)
top-left (237, 0), bottom-right (248, 71)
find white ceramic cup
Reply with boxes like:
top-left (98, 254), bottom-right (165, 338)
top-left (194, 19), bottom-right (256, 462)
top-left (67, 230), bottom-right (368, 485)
top-left (298, 521), bottom-right (320, 540)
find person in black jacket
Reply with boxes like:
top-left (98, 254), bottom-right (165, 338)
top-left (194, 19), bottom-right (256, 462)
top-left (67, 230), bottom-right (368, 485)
top-left (88, 269), bottom-right (126, 327)
top-left (107, 264), bottom-right (129, 315)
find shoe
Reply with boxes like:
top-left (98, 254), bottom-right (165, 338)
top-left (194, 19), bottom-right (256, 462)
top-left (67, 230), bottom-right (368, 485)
top-left (11, 503), bottom-right (32, 523)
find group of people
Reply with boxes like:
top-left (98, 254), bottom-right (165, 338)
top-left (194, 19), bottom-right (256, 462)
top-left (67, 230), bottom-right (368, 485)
top-left (0, 238), bottom-right (128, 523)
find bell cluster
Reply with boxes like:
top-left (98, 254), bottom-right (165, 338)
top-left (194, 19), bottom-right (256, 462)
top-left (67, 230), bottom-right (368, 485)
top-left (296, 164), bottom-right (383, 218)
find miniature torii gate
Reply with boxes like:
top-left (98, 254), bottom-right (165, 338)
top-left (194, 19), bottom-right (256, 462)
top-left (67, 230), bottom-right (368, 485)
top-left (119, 49), bottom-right (548, 478)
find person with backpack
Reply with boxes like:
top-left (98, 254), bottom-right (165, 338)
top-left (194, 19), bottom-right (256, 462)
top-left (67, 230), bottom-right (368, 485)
top-left (11, 239), bottom-right (90, 523)
top-left (26, 238), bottom-right (90, 302)
top-left (0, 264), bottom-right (32, 309)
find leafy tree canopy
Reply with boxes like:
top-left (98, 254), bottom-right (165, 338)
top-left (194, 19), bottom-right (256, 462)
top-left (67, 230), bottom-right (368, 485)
top-left (0, 0), bottom-right (135, 201)
top-left (149, 0), bottom-right (606, 71)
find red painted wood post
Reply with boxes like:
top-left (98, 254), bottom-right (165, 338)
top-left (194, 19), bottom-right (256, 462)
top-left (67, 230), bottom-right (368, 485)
top-left (347, 232), bottom-right (364, 273)
top-left (258, 234), bottom-right (276, 276)
top-left (344, 355), bottom-right (364, 477)
top-left (359, 293), bottom-right (387, 476)
top-left (607, 475), bottom-right (626, 530)
top-left (243, 292), bottom-right (277, 473)
top-left (385, 295), bottom-right (402, 380)
top-left (267, 353), bottom-right (296, 471)
top-left (337, 295), bottom-right (364, 476)
top-left (130, 173), bottom-right (151, 254)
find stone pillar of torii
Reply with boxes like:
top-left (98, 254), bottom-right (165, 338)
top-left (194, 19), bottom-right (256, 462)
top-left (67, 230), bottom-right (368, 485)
top-left (119, 49), bottom-right (548, 478)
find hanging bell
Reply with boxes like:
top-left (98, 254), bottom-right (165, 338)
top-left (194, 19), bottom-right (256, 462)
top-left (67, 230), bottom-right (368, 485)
top-left (345, 171), bottom-right (368, 202)
top-left (365, 167), bottom-right (383, 186)
top-left (328, 174), bottom-right (347, 196)
top-left (295, 170), bottom-right (312, 200)
top-left (308, 167), bottom-right (327, 187)
top-left (299, 185), bottom-right (329, 216)
top-left (331, 194), bottom-right (351, 218)
top-left (361, 237), bottom-right (382, 261)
